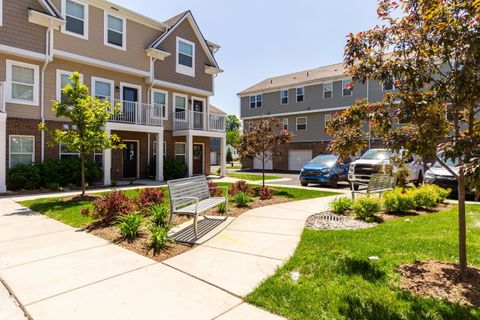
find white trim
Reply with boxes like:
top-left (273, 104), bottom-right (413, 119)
top-left (323, 82), bottom-right (333, 99)
top-left (119, 82), bottom-right (142, 104)
top-left (61, 0), bottom-right (89, 40)
top-left (91, 76), bottom-right (114, 99)
top-left (191, 96), bottom-right (207, 130)
top-left (122, 139), bottom-right (140, 179)
top-left (296, 117), bottom-right (307, 131)
top-left (53, 49), bottom-right (150, 77)
top-left (56, 69), bottom-right (83, 101)
top-left (6, 60), bottom-right (40, 106)
top-left (324, 114), bottom-right (332, 127)
top-left (280, 89), bottom-right (288, 105)
top-left (151, 88), bottom-right (168, 120)
top-left (0, 45), bottom-right (45, 61)
top-left (104, 11), bottom-right (127, 51)
top-left (153, 79), bottom-right (213, 97)
top-left (249, 94), bottom-right (262, 109)
top-left (241, 105), bottom-right (349, 120)
top-left (173, 93), bottom-right (188, 122)
top-left (105, 122), bottom-right (163, 133)
top-left (176, 37), bottom-right (195, 77)
top-left (193, 142), bottom-right (205, 175)
top-left (152, 140), bottom-right (167, 157)
top-left (296, 87), bottom-right (304, 103)
top-left (342, 79), bottom-right (352, 97)
top-left (282, 118), bottom-right (289, 130)
top-left (0, 0), bottom-right (4, 27)
top-left (172, 130), bottom-right (226, 138)
top-left (9, 135), bottom-right (35, 168)
top-left (174, 142), bottom-right (187, 163)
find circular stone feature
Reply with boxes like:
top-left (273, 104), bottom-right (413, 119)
top-left (305, 213), bottom-right (377, 230)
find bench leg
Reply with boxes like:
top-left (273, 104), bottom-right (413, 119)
top-left (193, 214), bottom-right (198, 240)
top-left (168, 212), bottom-right (174, 226)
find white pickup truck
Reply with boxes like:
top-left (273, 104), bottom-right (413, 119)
top-left (348, 149), bottom-right (424, 188)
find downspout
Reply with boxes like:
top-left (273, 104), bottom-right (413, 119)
top-left (41, 24), bottom-right (55, 162)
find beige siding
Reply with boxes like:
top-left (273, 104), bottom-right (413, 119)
top-left (154, 19), bottom-right (213, 92)
top-left (0, 0), bottom-right (47, 54)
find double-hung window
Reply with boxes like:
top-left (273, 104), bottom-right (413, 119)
top-left (174, 94), bottom-right (187, 121)
top-left (323, 82), bottom-right (333, 99)
top-left (63, 0), bottom-right (88, 38)
top-left (60, 142), bottom-right (80, 160)
top-left (382, 80), bottom-right (396, 91)
top-left (281, 90), bottom-right (289, 104)
top-left (92, 77), bottom-right (114, 101)
top-left (296, 87), bottom-right (304, 102)
top-left (175, 142), bottom-right (186, 163)
top-left (152, 89), bottom-right (168, 120)
top-left (9, 135), bottom-right (34, 168)
top-left (296, 117), bottom-right (307, 131)
top-left (324, 114), bottom-right (332, 127)
top-left (249, 95), bottom-right (262, 108)
top-left (6, 60), bottom-right (39, 106)
top-left (176, 37), bottom-right (195, 76)
top-left (105, 13), bottom-right (126, 49)
top-left (282, 118), bottom-right (289, 130)
top-left (342, 79), bottom-right (352, 96)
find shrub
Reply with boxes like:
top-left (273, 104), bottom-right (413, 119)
top-left (218, 202), bottom-right (227, 214)
top-left (228, 180), bottom-right (253, 196)
top-left (423, 184), bottom-right (451, 203)
top-left (234, 192), bottom-right (252, 208)
top-left (80, 208), bottom-right (90, 216)
top-left (330, 197), bottom-right (353, 215)
top-left (412, 186), bottom-right (438, 209)
top-left (149, 225), bottom-right (170, 254)
top-left (352, 197), bottom-right (381, 222)
top-left (117, 211), bottom-right (143, 241)
top-left (7, 164), bottom-right (42, 190)
top-left (208, 181), bottom-right (222, 197)
top-left (383, 188), bottom-right (416, 214)
top-left (136, 188), bottom-right (164, 208)
top-left (150, 205), bottom-right (169, 227)
top-left (258, 187), bottom-right (275, 200)
top-left (163, 156), bottom-right (188, 181)
top-left (92, 190), bottom-right (136, 222)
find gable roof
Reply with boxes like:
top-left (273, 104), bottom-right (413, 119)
top-left (36, 0), bottom-right (63, 19)
top-left (238, 62), bottom-right (347, 96)
top-left (149, 10), bottom-right (219, 68)
top-left (209, 104), bottom-right (227, 115)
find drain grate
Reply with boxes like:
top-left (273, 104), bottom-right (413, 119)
top-left (319, 214), bottom-right (345, 222)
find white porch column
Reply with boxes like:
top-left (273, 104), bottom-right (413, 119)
top-left (0, 113), bottom-right (7, 192)
top-left (103, 127), bottom-right (112, 186)
top-left (186, 133), bottom-right (193, 177)
top-left (155, 130), bottom-right (164, 181)
top-left (220, 135), bottom-right (227, 177)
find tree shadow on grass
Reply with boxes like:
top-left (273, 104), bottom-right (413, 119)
top-left (338, 257), bottom-right (387, 282)
top-left (25, 200), bottom-right (89, 215)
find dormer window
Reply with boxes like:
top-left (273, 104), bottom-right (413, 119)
top-left (105, 13), bottom-right (126, 50)
top-left (176, 37), bottom-right (195, 77)
top-left (62, 0), bottom-right (88, 39)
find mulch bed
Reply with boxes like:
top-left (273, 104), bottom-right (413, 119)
top-left (376, 203), bottom-right (454, 222)
top-left (398, 261), bottom-right (480, 307)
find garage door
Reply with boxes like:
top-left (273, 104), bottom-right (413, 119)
top-left (289, 150), bottom-right (312, 171)
top-left (253, 153), bottom-right (273, 170)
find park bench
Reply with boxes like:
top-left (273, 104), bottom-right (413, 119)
top-left (351, 174), bottom-right (396, 200)
top-left (167, 175), bottom-right (228, 240)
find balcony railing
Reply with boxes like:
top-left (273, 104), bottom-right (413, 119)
top-left (173, 110), bottom-right (225, 132)
top-left (109, 99), bottom-right (164, 127)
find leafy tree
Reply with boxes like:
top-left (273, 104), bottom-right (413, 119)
top-left (326, 0), bottom-right (480, 277)
top-left (238, 118), bottom-right (292, 187)
top-left (40, 72), bottom-right (124, 196)
top-left (226, 147), bottom-right (233, 165)
top-left (226, 114), bottom-right (241, 146)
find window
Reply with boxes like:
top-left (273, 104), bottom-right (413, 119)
top-left (60, 142), bottom-right (79, 159)
top-left (6, 60), bottom-right (39, 106)
top-left (63, 0), bottom-right (88, 38)
top-left (325, 114), bottom-right (332, 127)
top-left (174, 93), bottom-right (187, 121)
top-left (323, 82), bottom-right (333, 99)
top-left (105, 13), bottom-right (126, 49)
top-left (57, 71), bottom-right (84, 103)
top-left (92, 77), bottom-right (114, 101)
top-left (296, 87), bottom-right (304, 102)
top-left (382, 80), bottom-right (396, 91)
top-left (296, 117), bottom-right (307, 131)
top-left (176, 37), bottom-right (195, 76)
top-left (152, 89), bottom-right (168, 120)
top-left (9, 135), bottom-right (34, 168)
top-left (175, 142), bottom-right (186, 163)
top-left (280, 90), bottom-right (288, 104)
top-left (342, 79), bottom-right (352, 96)
top-left (282, 118), bottom-right (288, 130)
top-left (94, 152), bottom-right (103, 168)
top-left (153, 141), bottom-right (167, 157)
top-left (249, 95), bottom-right (262, 108)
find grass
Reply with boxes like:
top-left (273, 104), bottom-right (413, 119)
top-left (227, 173), bottom-right (282, 181)
top-left (246, 204), bottom-right (480, 320)
top-left (19, 184), bottom-right (337, 228)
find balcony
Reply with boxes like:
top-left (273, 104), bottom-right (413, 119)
top-left (173, 111), bottom-right (225, 132)
top-left (109, 99), bottom-right (164, 127)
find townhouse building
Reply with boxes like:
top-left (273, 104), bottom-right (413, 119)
top-left (0, 0), bottom-right (227, 192)
top-left (238, 63), bottom-right (389, 171)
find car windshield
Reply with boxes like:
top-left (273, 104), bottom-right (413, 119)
top-left (309, 154), bottom-right (338, 165)
top-left (433, 157), bottom-right (460, 168)
top-left (361, 149), bottom-right (391, 160)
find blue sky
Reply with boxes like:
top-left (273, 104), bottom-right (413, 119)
top-left (114, 0), bottom-right (381, 116)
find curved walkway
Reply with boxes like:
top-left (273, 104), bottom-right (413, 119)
top-left (0, 195), bottom-right (337, 320)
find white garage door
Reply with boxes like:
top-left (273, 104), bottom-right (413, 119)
top-left (253, 153), bottom-right (273, 170)
top-left (289, 150), bottom-right (312, 171)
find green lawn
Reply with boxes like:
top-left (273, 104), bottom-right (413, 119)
top-left (19, 184), bottom-right (337, 228)
top-left (227, 173), bottom-right (282, 181)
top-left (247, 204), bottom-right (480, 320)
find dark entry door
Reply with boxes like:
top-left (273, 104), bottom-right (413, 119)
top-left (123, 87), bottom-right (138, 123)
top-left (193, 144), bottom-right (204, 175)
top-left (123, 141), bottom-right (138, 179)
top-left (192, 100), bottom-right (204, 130)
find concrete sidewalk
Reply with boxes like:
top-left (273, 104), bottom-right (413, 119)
top-left (0, 195), bottom-right (337, 319)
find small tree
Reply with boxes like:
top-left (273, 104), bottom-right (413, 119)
top-left (226, 114), bottom-right (241, 146)
top-left (226, 148), bottom-right (233, 166)
top-left (238, 118), bottom-right (292, 187)
top-left (40, 72), bottom-right (124, 196)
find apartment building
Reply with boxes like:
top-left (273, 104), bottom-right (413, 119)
top-left (0, 0), bottom-right (227, 192)
top-left (238, 63), bottom-right (389, 171)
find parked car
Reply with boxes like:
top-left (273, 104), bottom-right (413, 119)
top-left (299, 154), bottom-right (351, 188)
top-left (348, 149), bottom-right (424, 189)
top-left (424, 156), bottom-right (475, 196)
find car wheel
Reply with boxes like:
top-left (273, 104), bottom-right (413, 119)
top-left (301, 182), bottom-right (308, 187)
top-left (415, 172), bottom-right (424, 187)
top-left (329, 176), bottom-right (339, 188)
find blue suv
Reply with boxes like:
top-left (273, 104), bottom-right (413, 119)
top-left (299, 154), bottom-right (351, 188)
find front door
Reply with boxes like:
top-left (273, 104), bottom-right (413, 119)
top-left (122, 87), bottom-right (138, 123)
top-left (193, 144), bottom-right (204, 175)
top-left (192, 99), bottom-right (204, 130)
top-left (123, 141), bottom-right (138, 179)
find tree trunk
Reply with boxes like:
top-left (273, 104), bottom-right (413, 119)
top-left (81, 154), bottom-right (86, 196)
top-left (262, 153), bottom-right (265, 188)
top-left (457, 167), bottom-right (467, 278)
